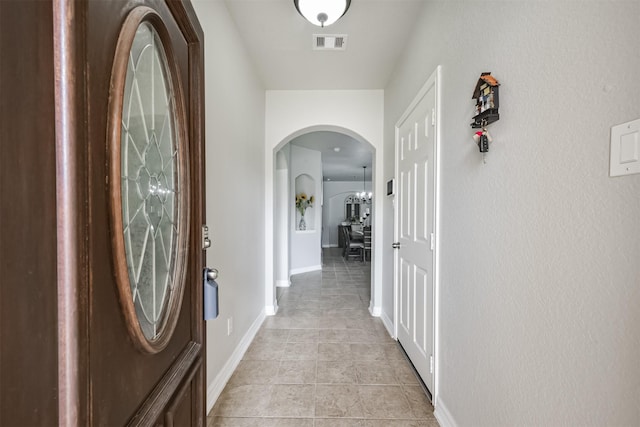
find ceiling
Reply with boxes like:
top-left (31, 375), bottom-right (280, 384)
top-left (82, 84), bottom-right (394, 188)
top-left (289, 131), bottom-right (372, 181)
top-left (224, 1), bottom-right (424, 180)
top-left (223, 0), bottom-right (426, 90)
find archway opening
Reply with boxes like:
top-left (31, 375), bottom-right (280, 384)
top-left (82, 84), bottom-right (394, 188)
top-left (272, 126), bottom-right (376, 311)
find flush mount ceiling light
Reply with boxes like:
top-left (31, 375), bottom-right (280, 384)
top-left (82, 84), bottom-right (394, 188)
top-left (294, 0), bottom-right (351, 27)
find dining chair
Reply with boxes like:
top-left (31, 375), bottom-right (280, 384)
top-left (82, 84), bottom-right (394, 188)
top-left (343, 226), bottom-right (364, 262)
top-left (363, 226), bottom-right (372, 261)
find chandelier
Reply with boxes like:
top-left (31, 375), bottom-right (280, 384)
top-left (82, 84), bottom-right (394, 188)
top-left (357, 166), bottom-right (372, 202)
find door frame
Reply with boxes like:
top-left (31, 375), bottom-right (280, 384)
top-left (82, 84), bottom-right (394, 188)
top-left (393, 66), bottom-right (441, 405)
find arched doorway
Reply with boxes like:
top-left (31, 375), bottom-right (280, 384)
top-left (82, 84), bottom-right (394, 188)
top-left (274, 131), bottom-right (374, 297)
top-left (268, 125), bottom-right (379, 317)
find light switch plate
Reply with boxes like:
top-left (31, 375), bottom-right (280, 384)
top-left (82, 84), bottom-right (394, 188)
top-left (610, 118), bottom-right (640, 177)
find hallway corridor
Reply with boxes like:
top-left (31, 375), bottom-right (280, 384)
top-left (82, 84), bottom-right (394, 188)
top-left (208, 249), bottom-right (438, 426)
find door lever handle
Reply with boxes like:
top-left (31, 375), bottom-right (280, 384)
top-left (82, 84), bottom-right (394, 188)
top-left (392, 242), bottom-right (401, 249)
top-left (206, 268), bottom-right (219, 281)
top-left (204, 268), bottom-right (219, 320)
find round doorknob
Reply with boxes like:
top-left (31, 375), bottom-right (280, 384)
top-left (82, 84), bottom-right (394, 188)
top-left (206, 268), bottom-right (219, 281)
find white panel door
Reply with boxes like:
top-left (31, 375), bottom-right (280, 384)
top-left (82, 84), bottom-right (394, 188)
top-left (395, 71), bottom-right (437, 394)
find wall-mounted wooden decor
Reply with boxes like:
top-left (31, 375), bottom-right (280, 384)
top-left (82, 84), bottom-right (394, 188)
top-left (471, 72), bottom-right (500, 128)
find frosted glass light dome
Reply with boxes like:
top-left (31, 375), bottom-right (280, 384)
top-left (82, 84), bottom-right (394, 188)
top-left (294, 0), bottom-right (351, 27)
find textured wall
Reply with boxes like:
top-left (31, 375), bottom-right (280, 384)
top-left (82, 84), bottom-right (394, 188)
top-left (384, 1), bottom-right (640, 424)
top-left (191, 0), bottom-right (266, 391)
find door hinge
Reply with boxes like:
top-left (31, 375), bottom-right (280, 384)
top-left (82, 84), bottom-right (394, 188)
top-left (430, 355), bottom-right (434, 374)
top-left (430, 233), bottom-right (435, 251)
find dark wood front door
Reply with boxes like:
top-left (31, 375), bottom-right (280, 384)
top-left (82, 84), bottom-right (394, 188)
top-left (74, 1), bottom-right (206, 425)
top-left (1, 1), bottom-right (204, 424)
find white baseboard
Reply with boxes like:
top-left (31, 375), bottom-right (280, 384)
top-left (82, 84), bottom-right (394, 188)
top-left (368, 303), bottom-right (381, 317)
top-left (275, 279), bottom-right (290, 288)
top-left (321, 244), bottom-right (339, 248)
top-left (434, 397), bottom-right (457, 427)
top-left (206, 309), bottom-right (266, 414)
top-left (265, 303), bottom-right (278, 316)
top-left (289, 264), bottom-right (322, 276)
top-left (380, 309), bottom-right (395, 339)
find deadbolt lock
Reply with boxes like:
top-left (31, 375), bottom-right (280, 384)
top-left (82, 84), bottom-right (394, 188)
top-left (202, 225), bottom-right (211, 249)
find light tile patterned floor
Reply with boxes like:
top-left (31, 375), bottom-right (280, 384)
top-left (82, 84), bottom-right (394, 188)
top-left (208, 248), bottom-right (439, 427)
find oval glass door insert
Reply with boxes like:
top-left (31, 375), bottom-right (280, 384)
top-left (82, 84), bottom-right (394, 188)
top-left (108, 8), bottom-right (190, 353)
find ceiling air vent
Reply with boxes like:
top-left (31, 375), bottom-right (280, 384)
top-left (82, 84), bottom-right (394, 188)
top-left (313, 34), bottom-right (347, 51)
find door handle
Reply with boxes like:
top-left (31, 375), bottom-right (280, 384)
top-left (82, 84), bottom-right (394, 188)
top-left (392, 242), bottom-right (401, 249)
top-left (204, 268), bottom-right (219, 320)
top-left (206, 268), bottom-right (218, 281)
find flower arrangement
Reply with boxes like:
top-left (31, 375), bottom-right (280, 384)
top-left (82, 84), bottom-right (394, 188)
top-left (295, 192), bottom-right (314, 217)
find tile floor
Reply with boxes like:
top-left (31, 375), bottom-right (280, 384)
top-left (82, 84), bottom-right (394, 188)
top-left (208, 248), bottom-right (439, 427)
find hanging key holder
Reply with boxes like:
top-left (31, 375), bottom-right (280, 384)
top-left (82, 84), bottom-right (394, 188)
top-left (472, 119), bottom-right (493, 163)
top-left (470, 72), bottom-right (500, 163)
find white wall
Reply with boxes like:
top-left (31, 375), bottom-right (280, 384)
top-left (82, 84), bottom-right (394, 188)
top-left (275, 150), bottom-right (289, 287)
top-left (289, 145), bottom-right (322, 274)
top-left (384, 1), bottom-right (640, 425)
top-left (265, 90), bottom-right (384, 315)
top-left (322, 181), bottom-right (371, 247)
top-left (191, 0), bottom-right (266, 413)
